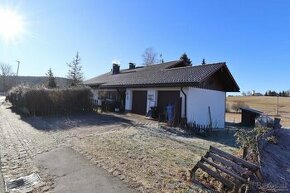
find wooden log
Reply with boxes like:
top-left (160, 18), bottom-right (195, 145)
top-left (190, 165), bottom-right (199, 180)
top-left (200, 157), bottom-right (247, 183)
top-left (206, 152), bottom-right (251, 178)
top-left (192, 178), bottom-right (220, 193)
top-left (255, 169), bottom-right (264, 183)
top-left (196, 161), bottom-right (235, 188)
top-left (209, 146), bottom-right (259, 171)
top-left (242, 146), bottom-right (248, 159)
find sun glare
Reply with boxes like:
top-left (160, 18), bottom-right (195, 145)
top-left (0, 8), bottom-right (25, 43)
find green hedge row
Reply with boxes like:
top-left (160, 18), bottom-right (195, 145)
top-left (6, 85), bottom-right (93, 116)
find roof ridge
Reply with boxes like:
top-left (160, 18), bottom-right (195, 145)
top-left (140, 60), bottom-right (182, 68)
top-left (163, 62), bottom-right (225, 71)
top-left (192, 62), bottom-right (226, 67)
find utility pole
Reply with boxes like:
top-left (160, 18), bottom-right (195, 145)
top-left (276, 94), bottom-right (279, 116)
top-left (16, 60), bottom-right (20, 85)
top-left (16, 60), bottom-right (20, 76)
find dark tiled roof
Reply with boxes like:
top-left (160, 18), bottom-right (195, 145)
top-left (84, 60), bottom-right (238, 91)
top-left (240, 107), bottom-right (263, 115)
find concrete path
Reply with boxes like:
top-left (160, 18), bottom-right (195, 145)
top-left (34, 147), bottom-right (138, 193)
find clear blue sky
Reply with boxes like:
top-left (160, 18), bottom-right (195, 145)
top-left (0, 0), bottom-right (290, 94)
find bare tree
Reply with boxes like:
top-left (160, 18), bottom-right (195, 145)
top-left (0, 63), bottom-right (12, 77)
top-left (0, 63), bottom-right (13, 92)
top-left (231, 101), bottom-right (249, 113)
top-left (142, 48), bottom-right (158, 66)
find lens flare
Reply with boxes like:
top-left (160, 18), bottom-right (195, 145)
top-left (0, 8), bottom-right (25, 43)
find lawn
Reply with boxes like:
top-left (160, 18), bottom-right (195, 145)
top-left (66, 115), bottom-right (237, 193)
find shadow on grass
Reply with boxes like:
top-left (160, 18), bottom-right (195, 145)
top-left (156, 123), bottom-right (239, 148)
top-left (20, 112), bottom-right (133, 131)
top-left (196, 122), bottom-right (240, 148)
top-left (5, 103), bottom-right (238, 147)
top-left (205, 130), bottom-right (238, 148)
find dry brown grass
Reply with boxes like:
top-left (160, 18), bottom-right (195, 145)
top-left (68, 118), bottom-right (237, 193)
top-left (227, 96), bottom-right (290, 127)
top-left (225, 112), bottom-right (241, 124)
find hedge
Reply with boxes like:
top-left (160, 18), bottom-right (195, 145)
top-left (6, 85), bottom-right (93, 116)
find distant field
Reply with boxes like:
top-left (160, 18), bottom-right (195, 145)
top-left (226, 96), bottom-right (290, 128)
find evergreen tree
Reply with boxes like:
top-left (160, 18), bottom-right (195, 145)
top-left (46, 68), bottom-right (57, 88)
top-left (67, 52), bottom-right (83, 86)
top-left (180, 53), bottom-right (192, 66)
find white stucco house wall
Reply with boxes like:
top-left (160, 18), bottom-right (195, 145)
top-left (84, 60), bottom-right (239, 129)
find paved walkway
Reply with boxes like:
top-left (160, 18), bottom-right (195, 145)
top-left (35, 147), bottom-right (138, 193)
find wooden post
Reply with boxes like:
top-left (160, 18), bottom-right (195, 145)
top-left (208, 106), bottom-right (212, 128)
top-left (273, 118), bottom-right (281, 129)
top-left (242, 146), bottom-right (248, 159)
top-left (255, 170), bottom-right (264, 183)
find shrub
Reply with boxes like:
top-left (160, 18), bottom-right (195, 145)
top-left (225, 103), bottom-right (230, 113)
top-left (266, 136), bottom-right (278, 144)
top-left (6, 85), bottom-right (93, 116)
top-left (231, 101), bottom-right (249, 113)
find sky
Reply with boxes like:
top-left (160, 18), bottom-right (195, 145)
top-left (0, 0), bottom-right (290, 94)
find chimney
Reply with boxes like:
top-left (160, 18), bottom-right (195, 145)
top-left (129, 62), bottom-right (135, 69)
top-left (112, 63), bottom-right (120, 75)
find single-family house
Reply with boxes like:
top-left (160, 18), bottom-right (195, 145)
top-left (84, 60), bottom-right (239, 129)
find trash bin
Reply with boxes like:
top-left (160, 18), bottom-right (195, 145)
top-left (166, 104), bottom-right (174, 122)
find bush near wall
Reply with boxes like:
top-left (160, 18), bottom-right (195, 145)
top-left (6, 85), bottom-right (93, 116)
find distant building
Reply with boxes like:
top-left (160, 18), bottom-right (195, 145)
top-left (253, 92), bottom-right (263, 96)
top-left (252, 90), bottom-right (255, 96)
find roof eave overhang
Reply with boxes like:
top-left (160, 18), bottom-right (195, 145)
top-left (94, 82), bottom-right (200, 89)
